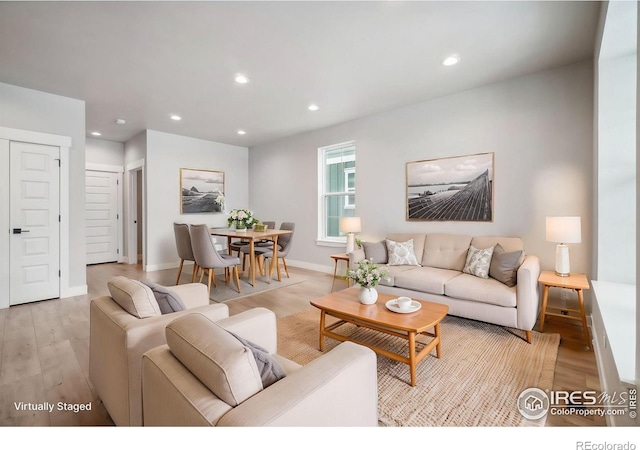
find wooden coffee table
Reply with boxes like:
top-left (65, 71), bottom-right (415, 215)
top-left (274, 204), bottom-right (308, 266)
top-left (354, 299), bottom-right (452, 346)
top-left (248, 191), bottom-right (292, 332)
top-left (310, 287), bottom-right (449, 386)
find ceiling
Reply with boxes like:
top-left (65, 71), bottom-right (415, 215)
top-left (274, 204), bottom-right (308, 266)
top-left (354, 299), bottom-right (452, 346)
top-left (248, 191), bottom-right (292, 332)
top-left (0, 1), bottom-right (601, 148)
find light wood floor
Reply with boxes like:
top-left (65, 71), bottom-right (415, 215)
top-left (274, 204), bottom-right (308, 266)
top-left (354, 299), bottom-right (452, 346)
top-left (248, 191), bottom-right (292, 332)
top-left (0, 262), bottom-right (605, 427)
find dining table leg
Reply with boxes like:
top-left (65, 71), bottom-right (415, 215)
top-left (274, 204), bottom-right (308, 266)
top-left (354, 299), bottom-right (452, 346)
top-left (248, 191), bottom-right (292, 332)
top-left (249, 238), bottom-right (256, 287)
top-left (269, 235), bottom-right (281, 282)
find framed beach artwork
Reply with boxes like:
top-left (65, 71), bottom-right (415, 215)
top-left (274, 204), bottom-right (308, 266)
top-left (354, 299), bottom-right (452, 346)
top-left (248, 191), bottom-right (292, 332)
top-left (406, 152), bottom-right (494, 222)
top-left (180, 168), bottom-right (225, 213)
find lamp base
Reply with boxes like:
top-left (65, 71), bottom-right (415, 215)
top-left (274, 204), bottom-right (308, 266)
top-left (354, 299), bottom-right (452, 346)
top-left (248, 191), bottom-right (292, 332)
top-left (555, 244), bottom-right (570, 277)
top-left (345, 233), bottom-right (355, 254)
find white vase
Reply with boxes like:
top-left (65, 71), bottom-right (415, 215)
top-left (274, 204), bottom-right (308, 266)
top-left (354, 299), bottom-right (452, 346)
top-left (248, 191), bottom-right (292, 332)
top-left (358, 287), bottom-right (378, 305)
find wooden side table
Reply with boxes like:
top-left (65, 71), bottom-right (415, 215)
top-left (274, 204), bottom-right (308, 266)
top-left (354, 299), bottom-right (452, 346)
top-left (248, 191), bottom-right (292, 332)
top-left (330, 253), bottom-right (350, 292)
top-left (538, 270), bottom-right (591, 350)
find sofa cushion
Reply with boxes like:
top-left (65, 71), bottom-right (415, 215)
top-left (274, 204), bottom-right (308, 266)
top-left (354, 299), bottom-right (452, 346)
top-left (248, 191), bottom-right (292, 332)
top-left (462, 245), bottom-right (495, 279)
top-left (489, 244), bottom-right (523, 287)
top-left (394, 267), bottom-right (462, 295)
top-left (362, 241), bottom-right (388, 264)
top-left (444, 273), bottom-right (517, 307)
top-left (165, 313), bottom-right (263, 407)
top-left (379, 265), bottom-right (417, 287)
top-left (140, 279), bottom-right (187, 314)
top-left (386, 239), bottom-right (420, 266)
top-left (421, 234), bottom-right (472, 271)
top-left (107, 276), bottom-right (161, 319)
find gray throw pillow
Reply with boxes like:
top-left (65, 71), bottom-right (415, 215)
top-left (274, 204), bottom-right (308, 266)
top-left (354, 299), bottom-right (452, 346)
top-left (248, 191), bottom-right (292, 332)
top-left (362, 241), bottom-right (388, 264)
top-left (140, 279), bottom-right (186, 314)
top-left (489, 244), bottom-right (523, 287)
top-left (227, 330), bottom-right (286, 389)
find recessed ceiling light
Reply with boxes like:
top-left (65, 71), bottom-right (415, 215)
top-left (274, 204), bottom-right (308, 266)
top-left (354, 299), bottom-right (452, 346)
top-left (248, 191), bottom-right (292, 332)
top-left (91, 131), bottom-right (101, 136)
top-left (442, 55), bottom-right (460, 66)
top-left (115, 118), bottom-right (126, 125)
top-left (170, 115), bottom-right (182, 121)
top-left (235, 74), bottom-right (249, 84)
top-left (308, 104), bottom-right (319, 111)
top-left (237, 130), bottom-right (246, 135)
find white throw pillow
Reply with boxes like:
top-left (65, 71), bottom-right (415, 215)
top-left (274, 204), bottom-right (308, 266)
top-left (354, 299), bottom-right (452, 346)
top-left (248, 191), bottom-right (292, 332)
top-left (386, 239), bottom-right (420, 266)
top-left (463, 245), bottom-right (495, 279)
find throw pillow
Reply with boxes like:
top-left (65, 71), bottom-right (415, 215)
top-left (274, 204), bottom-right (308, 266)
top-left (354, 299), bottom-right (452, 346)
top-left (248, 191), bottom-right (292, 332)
top-left (462, 245), bottom-right (495, 279)
top-left (227, 330), bottom-right (286, 389)
top-left (165, 313), bottom-right (263, 407)
top-left (362, 241), bottom-right (388, 264)
top-left (107, 276), bottom-right (161, 319)
top-left (489, 243), bottom-right (523, 287)
top-left (140, 279), bottom-right (187, 314)
top-left (386, 239), bottom-right (420, 266)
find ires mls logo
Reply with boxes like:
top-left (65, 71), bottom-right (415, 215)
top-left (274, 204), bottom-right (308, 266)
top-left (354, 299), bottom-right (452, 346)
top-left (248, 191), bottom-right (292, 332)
top-left (517, 388), bottom-right (550, 420)
top-left (517, 388), bottom-right (637, 420)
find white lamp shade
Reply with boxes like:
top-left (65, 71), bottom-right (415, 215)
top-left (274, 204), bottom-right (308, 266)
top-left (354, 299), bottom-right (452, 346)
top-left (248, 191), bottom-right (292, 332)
top-left (340, 216), bottom-right (362, 234)
top-left (546, 217), bottom-right (581, 244)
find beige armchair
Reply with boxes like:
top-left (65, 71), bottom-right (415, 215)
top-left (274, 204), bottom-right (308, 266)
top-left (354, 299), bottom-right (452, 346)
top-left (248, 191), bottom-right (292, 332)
top-left (141, 307), bottom-right (379, 426)
top-left (89, 276), bottom-right (229, 426)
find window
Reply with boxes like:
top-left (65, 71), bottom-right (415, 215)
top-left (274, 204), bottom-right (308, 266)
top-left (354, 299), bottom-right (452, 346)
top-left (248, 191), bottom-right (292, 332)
top-left (317, 141), bottom-right (356, 245)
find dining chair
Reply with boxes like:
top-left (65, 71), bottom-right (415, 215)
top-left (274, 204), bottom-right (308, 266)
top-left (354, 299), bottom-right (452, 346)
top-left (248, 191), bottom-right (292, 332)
top-left (173, 223), bottom-right (199, 285)
top-left (189, 224), bottom-right (242, 294)
top-left (242, 222), bottom-right (295, 281)
top-left (229, 221), bottom-right (276, 271)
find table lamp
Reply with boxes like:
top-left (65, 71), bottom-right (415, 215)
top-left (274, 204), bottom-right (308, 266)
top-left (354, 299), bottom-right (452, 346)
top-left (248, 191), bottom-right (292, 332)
top-left (340, 217), bottom-right (361, 254)
top-left (545, 216), bottom-right (581, 277)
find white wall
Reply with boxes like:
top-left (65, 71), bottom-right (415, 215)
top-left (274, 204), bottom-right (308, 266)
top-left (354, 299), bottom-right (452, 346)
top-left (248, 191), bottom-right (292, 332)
top-left (0, 81), bottom-right (86, 292)
top-left (145, 130), bottom-right (248, 271)
top-left (86, 137), bottom-right (124, 167)
top-left (249, 61), bottom-right (594, 282)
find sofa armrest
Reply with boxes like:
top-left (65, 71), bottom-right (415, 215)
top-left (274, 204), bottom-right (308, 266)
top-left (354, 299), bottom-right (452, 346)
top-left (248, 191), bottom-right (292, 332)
top-left (217, 342), bottom-right (378, 426)
top-left (216, 307), bottom-right (277, 355)
top-left (167, 283), bottom-right (209, 309)
top-left (348, 248), bottom-right (366, 270)
top-left (516, 254), bottom-right (541, 331)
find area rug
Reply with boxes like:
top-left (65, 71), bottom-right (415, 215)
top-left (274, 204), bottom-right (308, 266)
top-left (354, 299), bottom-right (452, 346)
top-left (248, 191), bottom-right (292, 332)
top-left (277, 308), bottom-right (560, 427)
top-left (208, 272), bottom-right (305, 303)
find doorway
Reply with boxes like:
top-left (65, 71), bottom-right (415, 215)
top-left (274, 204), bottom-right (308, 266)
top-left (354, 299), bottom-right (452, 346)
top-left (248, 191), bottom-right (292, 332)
top-left (126, 160), bottom-right (145, 267)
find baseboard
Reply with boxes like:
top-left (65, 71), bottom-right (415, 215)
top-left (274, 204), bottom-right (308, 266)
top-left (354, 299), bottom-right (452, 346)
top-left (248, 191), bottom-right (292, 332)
top-left (61, 284), bottom-right (88, 298)
top-left (286, 259), bottom-right (334, 275)
top-left (145, 260), bottom-right (195, 272)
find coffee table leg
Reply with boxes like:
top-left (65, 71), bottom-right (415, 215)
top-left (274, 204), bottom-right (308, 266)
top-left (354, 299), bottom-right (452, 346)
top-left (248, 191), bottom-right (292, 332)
top-left (408, 331), bottom-right (416, 387)
top-left (435, 323), bottom-right (442, 358)
top-left (319, 310), bottom-right (326, 352)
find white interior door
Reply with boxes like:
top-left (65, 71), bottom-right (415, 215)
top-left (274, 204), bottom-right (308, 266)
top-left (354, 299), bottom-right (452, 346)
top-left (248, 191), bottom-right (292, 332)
top-left (85, 170), bottom-right (119, 264)
top-left (9, 141), bottom-right (60, 305)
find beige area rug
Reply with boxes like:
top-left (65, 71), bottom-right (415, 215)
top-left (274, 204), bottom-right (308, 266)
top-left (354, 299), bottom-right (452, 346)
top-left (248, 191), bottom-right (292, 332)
top-left (208, 271), bottom-right (305, 303)
top-left (277, 309), bottom-right (560, 427)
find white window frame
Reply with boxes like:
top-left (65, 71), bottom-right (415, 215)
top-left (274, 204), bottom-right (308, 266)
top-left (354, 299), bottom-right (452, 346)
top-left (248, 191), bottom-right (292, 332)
top-left (317, 140), bottom-right (356, 247)
top-left (344, 167), bottom-right (355, 210)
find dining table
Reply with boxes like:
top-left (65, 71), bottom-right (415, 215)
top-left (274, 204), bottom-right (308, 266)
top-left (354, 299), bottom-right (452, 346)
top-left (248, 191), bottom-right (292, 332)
top-left (208, 228), bottom-right (294, 287)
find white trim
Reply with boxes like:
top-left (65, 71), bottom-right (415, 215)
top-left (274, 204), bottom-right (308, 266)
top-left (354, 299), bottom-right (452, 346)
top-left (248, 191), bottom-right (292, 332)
top-left (0, 126), bottom-right (72, 147)
top-left (316, 239), bottom-right (347, 248)
top-left (286, 259), bottom-right (334, 275)
top-left (126, 159), bottom-right (145, 268)
top-left (59, 145), bottom-right (71, 298)
top-left (61, 284), bottom-right (88, 298)
top-left (86, 162), bottom-right (124, 173)
top-left (145, 261), bottom-right (182, 272)
top-left (0, 127), bottom-right (72, 309)
top-left (0, 139), bottom-right (9, 309)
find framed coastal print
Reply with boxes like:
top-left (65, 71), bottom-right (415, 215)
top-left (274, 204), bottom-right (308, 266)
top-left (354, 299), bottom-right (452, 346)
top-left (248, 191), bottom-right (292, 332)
top-left (406, 152), bottom-right (494, 222)
top-left (180, 168), bottom-right (225, 213)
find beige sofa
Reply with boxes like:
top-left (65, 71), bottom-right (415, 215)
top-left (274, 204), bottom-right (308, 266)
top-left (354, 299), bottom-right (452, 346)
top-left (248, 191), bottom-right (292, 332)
top-left (141, 308), bottom-right (379, 426)
top-left (349, 233), bottom-right (541, 343)
top-left (89, 277), bottom-right (229, 426)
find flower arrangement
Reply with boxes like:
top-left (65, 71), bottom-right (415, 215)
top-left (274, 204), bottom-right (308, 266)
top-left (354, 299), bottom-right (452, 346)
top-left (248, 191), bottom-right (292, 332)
top-left (227, 209), bottom-right (259, 230)
top-left (348, 259), bottom-right (388, 289)
top-left (213, 190), bottom-right (225, 209)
